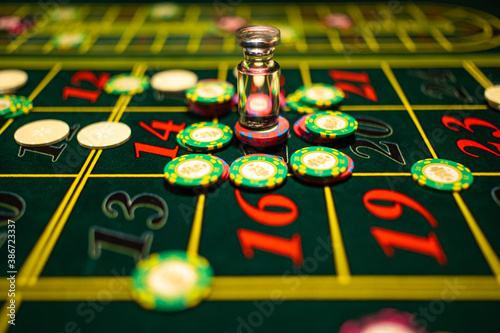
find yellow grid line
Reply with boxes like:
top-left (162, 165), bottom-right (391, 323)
top-left (324, 187), bottom-right (351, 284)
top-left (115, 6), bottom-right (149, 54)
top-left (80, 5), bottom-right (121, 54)
top-left (453, 193), bottom-right (500, 284)
top-left (346, 4), bottom-right (380, 52)
top-left (381, 61), bottom-right (438, 159)
top-left (218, 61), bottom-right (228, 81)
top-left (463, 60), bottom-right (494, 89)
top-left (316, 5), bottom-right (345, 53)
top-left (185, 5), bottom-right (202, 54)
top-left (285, 5), bottom-right (308, 53)
top-left (0, 119), bottom-right (14, 136)
top-left (187, 194), bottom-right (206, 254)
top-left (7, 275), bottom-right (500, 301)
top-left (151, 22), bottom-right (169, 54)
top-left (299, 62), bottom-right (312, 86)
top-left (28, 62), bottom-right (62, 101)
top-left (1, 56), bottom-right (500, 70)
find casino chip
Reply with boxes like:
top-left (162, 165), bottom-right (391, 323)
top-left (151, 70), bottom-right (198, 93)
top-left (305, 111), bottom-right (358, 139)
top-left (0, 95), bottom-right (33, 119)
top-left (164, 154), bottom-right (224, 188)
top-left (411, 158), bottom-right (474, 192)
top-left (77, 121), bottom-right (131, 149)
top-left (150, 2), bottom-right (181, 20)
top-left (177, 122), bottom-right (233, 152)
top-left (14, 119), bottom-right (70, 147)
top-left (295, 154), bottom-right (354, 185)
top-left (290, 147), bottom-right (351, 181)
top-left (297, 84), bottom-right (344, 108)
top-left (485, 85), bottom-right (500, 110)
top-left (286, 93), bottom-right (322, 114)
top-left (229, 154), bottom-right (288, 190)
top-left (131, 250), bottom-right (213, 312)
top-left (0, 70), bottom-right (28, 94)
top-left (234, 116), bottom-right (289, 147)
top-left (186, 80), bottom-right (235, 104)
top-left (104, 74), bottom-right (150, 95)
top-left (339, 308), bottom-right (424, 333)
top-left (53, 32), bottom-right (86, 49)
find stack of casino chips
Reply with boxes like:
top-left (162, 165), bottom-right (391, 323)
top-left (290, 146), bottom-right (354, 185)
top-left (286, 83), bottom-right (344, 114)
top-left (294, 111), bottom-right (358, 144)
top-left (185, 79), bottom-right (236, 117)
top-left (234, 115), bottom-right (290, 147)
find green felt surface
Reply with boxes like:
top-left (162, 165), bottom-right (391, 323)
top-left (1, 1), bottom-right (500, 333)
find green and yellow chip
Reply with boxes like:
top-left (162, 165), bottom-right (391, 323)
top-left (290, 146), bottom-right (350, 179)
top-left (164, 154), bottom-right (224, 188)
top-left (229, 154), bottom-right (288, 189)
top-left (131, 251), bottom-right (213, 312)
top-left (104, 74), bottom-right (150, 95)
top-left (297, 84), bottom-right (344, 107)
top-left (304, 111), bottom-right (358, 139)
top-left (186, 80), bottom-right (235, 104)
top-left (53, 32), bottom-right (86, 49)
top-left (411, 158), bottom-right (474, 192)
top-left (178, 122), bottom-right (233, 152)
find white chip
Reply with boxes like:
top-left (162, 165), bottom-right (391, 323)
top-left (14, 119), bottom-right (70, 147)
top-left (77, 121), bottom-right (131, 149)
top-left (151, 70), bottom-right (198, 92)
top-left (485, 85), bottom-right (500, 110)
top-left (0, 70), bottom-right (28, 94)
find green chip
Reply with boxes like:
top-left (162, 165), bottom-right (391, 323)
top-left (104, 74), bottom-right (150, 95)
top-left (229, 154), bottom-right (288, 189)
top-left (131, 250), bottom-right (213, 312)
top-left (0, 96), bottom-right (17, 116)
top-left (53, 32), bottom-right (86, 49)
top-left (1, 95), bottom-right (32, 119)
top-left (178, 122), bottom-right (233, 152)
top-left (286, 92), bottom-right (322, 114)
top-left (186, 81), bottom-right (235, 104)
top-left (411, 158), bottom-right (474, 192)
top-left (290, 146), bottom-right (350, 179)
top-left (176, 133), bottom-right (204, 153)
top-left (304, 111), bottom-right (358, 139)
top-left (297, 84), bottom-right (344, 107)
top-left (164, 154), bottom-right (223, 188)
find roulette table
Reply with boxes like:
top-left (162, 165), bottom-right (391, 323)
top-left (1, 0), bottom-right (500, 332)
